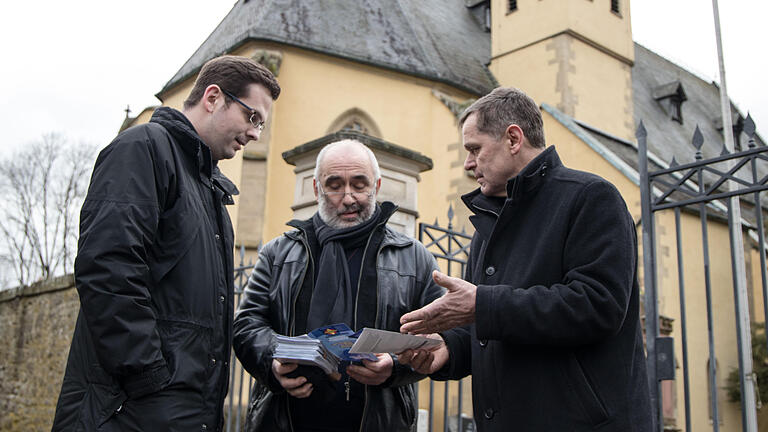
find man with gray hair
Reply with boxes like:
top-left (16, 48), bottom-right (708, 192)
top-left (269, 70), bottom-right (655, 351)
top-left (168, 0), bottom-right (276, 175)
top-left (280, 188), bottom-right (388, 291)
top-left (233, 139), bottom-right (444, 431)
top-left (399, 87), bottom-right (653, 431)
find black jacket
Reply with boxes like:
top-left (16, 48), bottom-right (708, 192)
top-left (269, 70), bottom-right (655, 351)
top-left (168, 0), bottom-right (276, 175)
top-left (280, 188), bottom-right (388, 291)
top-left (233, 213), bottom-right (444, 431)
top-left (52, 107), bottom-right (238, 431)
top-left (439, 147), bottom-right (653, 431)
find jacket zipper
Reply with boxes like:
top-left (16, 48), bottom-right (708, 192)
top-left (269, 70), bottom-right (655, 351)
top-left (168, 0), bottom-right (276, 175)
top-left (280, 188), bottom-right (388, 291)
top-left (286, 233), bottom-right (313, 432)
top-left (472, 203), bottom-right (499, 218)
top-left (353, 221), bottom-right (388, 432)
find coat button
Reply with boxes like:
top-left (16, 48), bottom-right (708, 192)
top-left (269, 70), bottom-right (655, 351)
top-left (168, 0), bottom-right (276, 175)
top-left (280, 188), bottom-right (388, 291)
top-left (215, 234), bottom-right (221, 241)
top-left (219, 295), bottom-right (225, 303)
top-left (485, 266), bottom-right (495, 276)
top-left (479, 339), bottom-right (488, 347)
top-left (211, 357), bottom-right (217, 366)
top-left (202, 424), bottom-right (208, 430)
top-left (484, 408), bottom-right (494, 419)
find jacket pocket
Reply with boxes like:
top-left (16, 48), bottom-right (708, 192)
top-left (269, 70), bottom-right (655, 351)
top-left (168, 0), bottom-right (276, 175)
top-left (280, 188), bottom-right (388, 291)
top-left (77, 365), bottom-right (128, 429)
top-left (564, 353), bottom-right (609, 426)
top-left (156, 319), bottom-right (212, 390)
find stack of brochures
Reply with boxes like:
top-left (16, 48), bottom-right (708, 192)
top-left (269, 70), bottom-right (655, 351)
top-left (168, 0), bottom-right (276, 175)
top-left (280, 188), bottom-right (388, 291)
top-left (273, 323), bottom-right (442, 375)
top-left (273, 334), bottom-right (339, 374)
top-left (273, 324), bottom-right (377, 375)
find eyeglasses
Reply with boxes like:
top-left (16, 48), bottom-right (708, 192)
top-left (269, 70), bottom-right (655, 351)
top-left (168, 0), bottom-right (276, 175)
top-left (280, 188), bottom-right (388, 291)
top-left (318, 183), bottom-right (374, 201)
top-left (220, 88), bottom-right (265, 132)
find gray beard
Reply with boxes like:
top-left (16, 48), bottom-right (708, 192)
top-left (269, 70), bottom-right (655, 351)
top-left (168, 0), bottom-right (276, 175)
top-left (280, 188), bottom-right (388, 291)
top-left (317, 194), bottom-right (376, 229)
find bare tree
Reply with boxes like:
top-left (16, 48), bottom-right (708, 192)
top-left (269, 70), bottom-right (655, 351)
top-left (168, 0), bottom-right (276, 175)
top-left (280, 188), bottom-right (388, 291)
top-left (0, 133), bottom-right (96, 289)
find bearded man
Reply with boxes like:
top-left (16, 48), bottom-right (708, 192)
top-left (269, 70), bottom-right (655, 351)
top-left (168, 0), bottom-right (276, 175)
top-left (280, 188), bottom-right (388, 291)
top-left (233, 139), bottom-right (444, 431)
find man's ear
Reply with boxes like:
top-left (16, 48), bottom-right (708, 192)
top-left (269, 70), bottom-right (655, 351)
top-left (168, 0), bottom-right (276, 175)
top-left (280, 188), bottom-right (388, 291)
top-left (505, 124), bottom-right (525, 155)
top-left (202, 84), bottom-right (222, 113)
top-left (313, 178), bottom-right (319, 199)
top-left (374, 177), bottom-right (382, 194)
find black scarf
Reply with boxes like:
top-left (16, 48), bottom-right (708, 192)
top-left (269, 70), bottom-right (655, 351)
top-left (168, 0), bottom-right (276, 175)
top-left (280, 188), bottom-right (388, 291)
top-left (306, 203), bottom-right (385, 330)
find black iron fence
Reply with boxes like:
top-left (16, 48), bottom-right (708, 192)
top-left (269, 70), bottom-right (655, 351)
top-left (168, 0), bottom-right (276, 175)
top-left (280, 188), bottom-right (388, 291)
top-left (639, 115), bottom-right (765, 431)
top-left (224, 210), bottom-right (475, 432)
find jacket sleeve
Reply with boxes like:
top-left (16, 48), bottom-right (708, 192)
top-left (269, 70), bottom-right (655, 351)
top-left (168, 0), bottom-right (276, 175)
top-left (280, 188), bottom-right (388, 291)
top-left (233, 239), bottom-right (284, 394)
top-left (74, 128), bottom-right (173, 399)
top-left (474, 181), bottom-right (637, 346)
top-left (383, 243), bottom-right (446, 388)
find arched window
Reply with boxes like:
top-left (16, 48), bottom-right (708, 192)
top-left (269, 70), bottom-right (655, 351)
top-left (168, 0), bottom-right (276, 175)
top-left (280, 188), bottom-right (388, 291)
top-left (326, 108), bottom-right (382, 138)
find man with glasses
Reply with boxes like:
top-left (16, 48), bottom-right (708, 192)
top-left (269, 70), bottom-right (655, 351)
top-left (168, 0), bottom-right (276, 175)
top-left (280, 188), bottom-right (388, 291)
top-left (233, 139), bottom-right (444, 431)
top-left (53, 55), bottom-right (280, 431)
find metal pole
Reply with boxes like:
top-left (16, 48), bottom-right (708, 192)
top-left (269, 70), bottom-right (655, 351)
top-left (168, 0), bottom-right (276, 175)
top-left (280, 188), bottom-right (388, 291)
top-left (711, 1), bottom-right (758, 429)
top-left (637, 123), bottom-right (662, 430)
top-left (674, 208), bottom-right (692, 432)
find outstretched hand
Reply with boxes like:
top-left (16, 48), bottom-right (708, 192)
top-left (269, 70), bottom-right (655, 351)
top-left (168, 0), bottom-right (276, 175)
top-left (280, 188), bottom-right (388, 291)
top-left (399, 270), bottom-right (476, 334)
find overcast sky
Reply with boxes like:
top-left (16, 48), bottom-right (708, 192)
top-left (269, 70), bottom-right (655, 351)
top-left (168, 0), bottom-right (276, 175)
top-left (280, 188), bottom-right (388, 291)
top-left (0, 0), bottom-right (764, 160)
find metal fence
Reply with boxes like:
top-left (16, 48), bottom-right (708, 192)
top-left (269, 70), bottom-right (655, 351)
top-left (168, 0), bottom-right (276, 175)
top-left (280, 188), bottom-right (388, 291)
top-left (418, 207), bottom-right (474, 432)
top-left (223, 210), bottom-right (475, 432)
top-left (639, 115), bottom-right (765, 431)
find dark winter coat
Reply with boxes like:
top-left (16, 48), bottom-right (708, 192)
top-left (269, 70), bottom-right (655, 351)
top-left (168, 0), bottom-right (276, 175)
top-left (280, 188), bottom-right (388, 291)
top-left (439, 147), bottom-right (653, 431)
top-left (52, 107), bottom-right (238, 432)
top-left (233, 213), bottom-right (444, 431)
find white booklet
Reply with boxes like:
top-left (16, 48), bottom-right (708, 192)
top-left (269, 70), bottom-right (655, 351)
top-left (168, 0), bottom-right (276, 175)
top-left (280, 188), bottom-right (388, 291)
top-left (349, 328), bottom-right (442, 354)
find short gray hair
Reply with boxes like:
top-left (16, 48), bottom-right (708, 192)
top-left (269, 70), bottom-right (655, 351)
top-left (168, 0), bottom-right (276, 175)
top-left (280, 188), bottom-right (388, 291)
top-left (314, 139), bottom-right (381, 182)
top-left (459, 87), bottom-right (545, 149)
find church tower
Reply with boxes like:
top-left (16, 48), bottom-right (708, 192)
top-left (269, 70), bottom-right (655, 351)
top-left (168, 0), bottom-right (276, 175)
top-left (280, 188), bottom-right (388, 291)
top-left (488, 0), bottom-right (635, 140)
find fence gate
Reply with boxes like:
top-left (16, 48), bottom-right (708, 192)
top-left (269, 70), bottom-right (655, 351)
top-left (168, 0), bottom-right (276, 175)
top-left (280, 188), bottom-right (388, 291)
top-left (418, 207), bottom-right (473, 432)
top-left (639, 116), bottom-right (765, 432)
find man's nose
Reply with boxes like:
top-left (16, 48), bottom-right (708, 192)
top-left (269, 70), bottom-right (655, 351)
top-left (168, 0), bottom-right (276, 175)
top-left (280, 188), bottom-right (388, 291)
top-left (246, 127), bottom-right (260, 142)
top-left (464, 154), bottom-right (476, 171)
top-left (341, 190), bottom-right (357, 205)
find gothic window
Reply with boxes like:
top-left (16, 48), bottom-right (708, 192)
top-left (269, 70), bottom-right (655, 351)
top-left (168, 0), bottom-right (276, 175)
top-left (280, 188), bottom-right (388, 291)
top-left (327, 108), bottom-right (382, 138)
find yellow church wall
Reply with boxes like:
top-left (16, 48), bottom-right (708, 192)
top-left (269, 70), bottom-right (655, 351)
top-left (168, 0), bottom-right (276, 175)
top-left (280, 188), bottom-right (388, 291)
top-left (131, 107), bottom-right (156, 127)
top-left (490, 0), bottom-right (633, 66)
top-left (544, 110), bottom-right (743, 430)
top-left (492, 34), bottom-right (634, 142)
top-left (749, 246), bottom-right (767, 324)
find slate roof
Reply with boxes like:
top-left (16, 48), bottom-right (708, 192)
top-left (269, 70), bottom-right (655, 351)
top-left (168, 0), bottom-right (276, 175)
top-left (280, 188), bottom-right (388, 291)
top-left (632, 43), bottom-right (764, 166)
top-left (159, 0), bottom-right (495, 98)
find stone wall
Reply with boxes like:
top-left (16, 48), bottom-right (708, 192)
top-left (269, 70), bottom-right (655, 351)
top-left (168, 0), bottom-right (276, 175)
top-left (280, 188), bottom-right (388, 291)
top-left (0, 275), bottom-right (79, 432)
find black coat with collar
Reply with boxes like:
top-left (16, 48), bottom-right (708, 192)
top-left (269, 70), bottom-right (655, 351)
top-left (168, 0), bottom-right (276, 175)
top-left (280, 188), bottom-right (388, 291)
top-left (440, 147), bottom-right (653, 432)
top-left (52, 107), bottom-right (238, 431)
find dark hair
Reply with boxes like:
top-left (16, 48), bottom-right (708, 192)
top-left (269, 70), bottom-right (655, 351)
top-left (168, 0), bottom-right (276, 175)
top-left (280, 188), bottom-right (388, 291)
top-left (183, 55), bottom-right (281, 109)
top-left (459, 87), bottom-right (545, 149)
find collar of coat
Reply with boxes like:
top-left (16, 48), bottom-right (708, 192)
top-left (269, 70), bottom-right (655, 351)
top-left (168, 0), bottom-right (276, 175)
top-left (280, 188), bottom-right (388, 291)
top-left (462, 145), bottom-right (561, 214)
top-left (150, 107), bottom-right (239, 200)
top-left (462, 146), bottom-right (562, 239)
